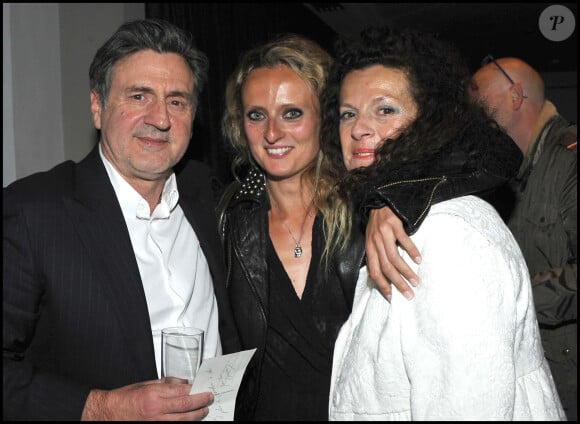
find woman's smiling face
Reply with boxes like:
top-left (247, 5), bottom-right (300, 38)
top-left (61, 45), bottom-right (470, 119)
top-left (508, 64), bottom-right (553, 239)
top-left (339, 64), bottom-right (418, 170)
top-left (242, 65), bottom-right (321, 180)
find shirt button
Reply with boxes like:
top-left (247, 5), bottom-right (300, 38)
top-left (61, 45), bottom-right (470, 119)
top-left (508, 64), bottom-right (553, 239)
top-left (562, 347), bottom-right (571, 355)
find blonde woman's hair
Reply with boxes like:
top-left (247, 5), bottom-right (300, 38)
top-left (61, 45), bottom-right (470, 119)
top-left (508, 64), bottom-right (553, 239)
top-left (222, 34), bottom-right (351, 262)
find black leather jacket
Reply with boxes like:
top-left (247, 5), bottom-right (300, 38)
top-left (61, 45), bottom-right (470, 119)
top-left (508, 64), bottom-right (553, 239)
top-left (218, 168), bottom-right (365, 420)
top-left (217, 123), bottom-right (522, 420)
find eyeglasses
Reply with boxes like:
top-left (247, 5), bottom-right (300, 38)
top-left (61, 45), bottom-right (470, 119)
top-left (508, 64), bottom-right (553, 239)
top-left (481, 54), bottom-right (527, 98)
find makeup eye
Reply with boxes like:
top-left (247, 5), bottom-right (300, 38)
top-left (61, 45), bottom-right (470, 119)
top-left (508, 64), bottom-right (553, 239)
top-left (379, 106), bottom-right (397, 115)
top-left (284, 108), bottom-right (303, 120)
top-left (339, 110), bottom-right (355, 121)
top-left (247, 110), bottom-right (264, 121)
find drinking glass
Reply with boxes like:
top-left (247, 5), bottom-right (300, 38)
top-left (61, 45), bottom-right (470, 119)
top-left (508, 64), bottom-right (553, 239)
top-left (161, 327), bottom-right (204, 383)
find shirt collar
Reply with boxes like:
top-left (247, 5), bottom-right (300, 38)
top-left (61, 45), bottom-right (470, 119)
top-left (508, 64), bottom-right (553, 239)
top-left (99, 144), bottom-right (180, 219)
top-left (515, 101), bottom-right (560, 181)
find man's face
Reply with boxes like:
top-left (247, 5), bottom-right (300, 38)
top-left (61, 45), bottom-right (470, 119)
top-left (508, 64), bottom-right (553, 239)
top-left (91, 50), bottom-right (196, 185)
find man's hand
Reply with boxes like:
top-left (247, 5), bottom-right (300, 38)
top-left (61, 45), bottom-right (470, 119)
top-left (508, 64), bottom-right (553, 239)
top-left (366, 207), bottom-right (422, 302)
top-left (81, 378), bottom-right (213, 421)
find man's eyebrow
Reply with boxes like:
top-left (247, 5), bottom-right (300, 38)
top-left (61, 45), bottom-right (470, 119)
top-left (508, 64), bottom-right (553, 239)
top-left (125, 85), bottom-right (153, 93)
top-left (125, 86), bottom-right (193, 100)
top-left (166, 90), bottom-right (193, 99)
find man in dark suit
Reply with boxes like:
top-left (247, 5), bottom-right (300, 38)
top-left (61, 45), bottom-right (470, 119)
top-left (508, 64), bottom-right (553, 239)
top-left (3, 19), bottom-right (240, 420)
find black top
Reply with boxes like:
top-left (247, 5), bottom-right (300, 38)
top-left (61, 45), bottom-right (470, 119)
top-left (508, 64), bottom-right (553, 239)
top-left (253, 217), bottom-right (350, 420)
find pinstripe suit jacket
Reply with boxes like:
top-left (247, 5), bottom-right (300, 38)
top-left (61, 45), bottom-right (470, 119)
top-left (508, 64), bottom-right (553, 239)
top-left (3, 145), bottom-right (240, 420)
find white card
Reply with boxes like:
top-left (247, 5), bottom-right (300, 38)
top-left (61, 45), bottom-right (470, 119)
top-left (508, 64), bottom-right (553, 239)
top-left (190, 348), bottom-right (256, 421)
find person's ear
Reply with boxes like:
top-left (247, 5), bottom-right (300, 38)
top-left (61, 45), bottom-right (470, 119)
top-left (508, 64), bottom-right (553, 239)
top-left (90, 90), bottom-right (103, 130)
top-left (510, 83), bottom-right (526, 111)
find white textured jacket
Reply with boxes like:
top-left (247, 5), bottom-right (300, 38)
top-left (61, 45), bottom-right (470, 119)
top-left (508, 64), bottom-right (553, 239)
top-left (329, 196), bottom-right (565, 421)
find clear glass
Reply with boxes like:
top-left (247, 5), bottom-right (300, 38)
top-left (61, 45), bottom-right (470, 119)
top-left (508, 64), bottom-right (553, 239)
top-left (161, 327), bottom-right (204, 383)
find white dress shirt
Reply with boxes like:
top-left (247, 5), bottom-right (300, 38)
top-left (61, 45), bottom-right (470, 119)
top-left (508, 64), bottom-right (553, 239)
top-left (330, 196), bottom-right (565, 421)
top-left (100, 146), bottom-right (222, 377)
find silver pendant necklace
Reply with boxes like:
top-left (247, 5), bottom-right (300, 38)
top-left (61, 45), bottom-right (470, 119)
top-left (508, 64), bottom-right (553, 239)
top-left (268, 185), bottom-right (315, 259)
top-left (283, 219), bottom-right (307, 258)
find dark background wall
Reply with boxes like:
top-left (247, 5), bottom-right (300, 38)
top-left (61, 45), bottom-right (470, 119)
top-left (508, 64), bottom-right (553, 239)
top-left (146, 3), bottom-right (338, 185)
top-left (145, 2), bottom-right (577, 185)
top-left (4, 3), bottom-right (576, 186)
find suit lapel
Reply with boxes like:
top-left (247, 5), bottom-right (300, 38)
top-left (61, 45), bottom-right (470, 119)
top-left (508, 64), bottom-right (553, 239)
top-left (175, 163), bottom-right (242, 353)
top-left (63, 147), bottom-right (157, 378)
top-left (176, 168), bottom-right (224, 279)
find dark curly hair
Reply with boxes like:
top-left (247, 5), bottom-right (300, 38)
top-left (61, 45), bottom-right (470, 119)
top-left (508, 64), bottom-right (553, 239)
top-left (321, 26), bottom-right (493, 201)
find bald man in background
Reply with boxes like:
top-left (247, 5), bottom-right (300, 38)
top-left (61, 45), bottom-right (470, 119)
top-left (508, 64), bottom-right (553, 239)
top-left (472, 57), bottom-right (576, 421)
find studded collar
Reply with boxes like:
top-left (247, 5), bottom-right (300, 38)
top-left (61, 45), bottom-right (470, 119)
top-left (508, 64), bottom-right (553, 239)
top-left (232, 167), bottom-right (269, 206)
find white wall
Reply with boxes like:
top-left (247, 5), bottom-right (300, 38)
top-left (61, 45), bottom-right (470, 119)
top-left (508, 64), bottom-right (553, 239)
top-left (3, 3), bottom-right (145, 187)
top-left (3, 4), bottom-right (17, 185)
top-left (4, 3), bottom-right (64, 187)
